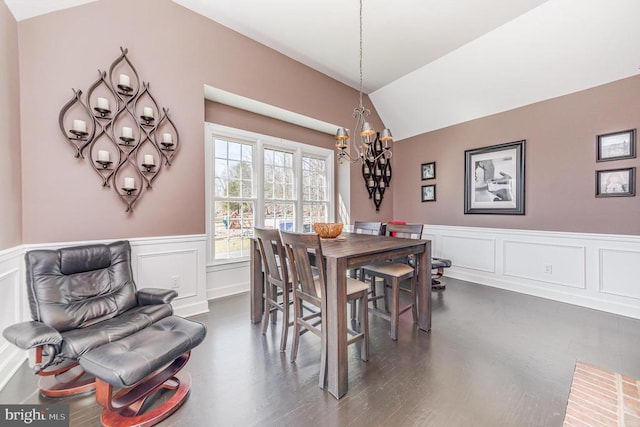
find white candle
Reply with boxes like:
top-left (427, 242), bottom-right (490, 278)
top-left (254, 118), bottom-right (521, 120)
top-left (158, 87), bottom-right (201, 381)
top-left (143, 154), bottom-right (154, 165)
top-left (364, 166), bottom-right (369, 175)
top-left (376, 168), bottom-right (381, 176)
top-left (123, 177), bottom-right (135, 190)
top-left (122, 126), bottom-right (133, 138)
top-left (73, 120), bottom-right (86, 132)
top-left (375, 193), bottom-right (381, 200)
top-left (96, 97), bottom-right (109, 110)
top-left (119, 74), bottom-right (130, 87)
top-left (368, 178), bottom-right (374, 187)
top-left (97, 150), bottom-right (110, 162)
top-left (143, 107), bottom-right (153, 118)
top-left (162, 133), bottom-right (173, 143)
top-left (380, 181), bottom-right (385, 188)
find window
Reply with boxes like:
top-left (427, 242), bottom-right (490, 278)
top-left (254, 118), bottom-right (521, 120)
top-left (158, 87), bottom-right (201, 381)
top-left (206, 124), bottom-right (334, 263)
top-left (302, 155), bottom-right (329, 232)
top-left (211, 139), bottom-right (255, 261)
top-left (264, 148), bottom-right (296, 232)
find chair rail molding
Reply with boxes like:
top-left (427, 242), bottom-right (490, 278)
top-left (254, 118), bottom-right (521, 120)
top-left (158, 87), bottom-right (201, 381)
top-left (423, 224), bottom-right (640, 320)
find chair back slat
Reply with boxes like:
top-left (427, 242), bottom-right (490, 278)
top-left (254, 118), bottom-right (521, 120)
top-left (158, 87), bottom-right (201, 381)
top-left (385, 223), bottom-right (424, 239)
top-left (353, 221), bottom-right (383, 235)
top-left (254, 227), bottom-right (288, 287)
top-left (281, 231), bottom-right (325, 300)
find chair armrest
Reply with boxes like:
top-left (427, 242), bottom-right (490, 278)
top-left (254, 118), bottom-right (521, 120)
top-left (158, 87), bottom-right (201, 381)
top-left (2, 321), bottom-right (62, 350)
top-left (137, 288), bottom-right (178, 306)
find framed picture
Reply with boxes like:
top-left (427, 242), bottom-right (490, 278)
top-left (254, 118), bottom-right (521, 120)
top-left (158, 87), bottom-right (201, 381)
top-left (597, 129), bottom-right (636, 162)
top-left (464, 140), bottom-right (525, 215)
top-left (421, 184), bottom-right (436, 202)
top-left (596, 167), bottom-right (635, 197)
top-left (421, 162), bottom-right (436, 180)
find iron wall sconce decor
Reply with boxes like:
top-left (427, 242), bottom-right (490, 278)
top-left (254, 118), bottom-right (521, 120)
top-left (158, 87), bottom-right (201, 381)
top-left (361, 133), bottom-right (392, 211)
top-left (59, 47), bottom-right (179, 212)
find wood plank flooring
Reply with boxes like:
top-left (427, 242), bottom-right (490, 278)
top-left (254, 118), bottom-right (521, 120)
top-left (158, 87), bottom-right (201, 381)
top-left (2, 277), bottom-right (640, 426)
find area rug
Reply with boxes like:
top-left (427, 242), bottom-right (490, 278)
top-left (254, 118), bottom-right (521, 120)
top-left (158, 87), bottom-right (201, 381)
top-left (564, 361), bottom-right (640, 426)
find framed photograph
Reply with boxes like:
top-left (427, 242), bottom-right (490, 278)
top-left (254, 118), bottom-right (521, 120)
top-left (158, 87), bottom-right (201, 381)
top-left (596, 167), bottom-right (635, 197)
top-left (421, 184), bottom-right (436, 202)
top-left (464, 140), bottom-right (525, 215)
top-left (421, 162), bottom-right (436, 180)
top-left (597, 129), bottom-right (636, 162)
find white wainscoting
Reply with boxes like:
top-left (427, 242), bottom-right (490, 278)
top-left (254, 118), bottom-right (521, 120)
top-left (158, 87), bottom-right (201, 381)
top-left (0, 234), bottom-right (208, 391)
top-left (425, 224), bottom-right (640, 320)
top-left (206, 261), bottom-right (250, 300)
top-left (0, 246), bottom-right (27, 391)
top-left (129, 236), bottom-right (208, 318)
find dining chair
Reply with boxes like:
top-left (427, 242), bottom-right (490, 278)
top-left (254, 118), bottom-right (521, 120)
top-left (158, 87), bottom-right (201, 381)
top-left (254, 227), bottom-right (293, 352)
top-left (353, 221), bottom-right (383, 235)
top-left (280, 230), bottom-right (370, 387)
top-left (349, 221), bottom-right (383, 319)
top-left (360, 223), bottom-right (424, 340)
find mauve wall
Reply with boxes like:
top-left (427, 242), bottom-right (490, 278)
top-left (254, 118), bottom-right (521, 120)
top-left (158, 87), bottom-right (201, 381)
top-left (0, 2), bottom-right (22, 250)
top-left (205, 101), bottom-right (334, 152)
top-left (394, 75), bottom-right (640, 235)
top-left (17, 0), bottom-right (388, 244)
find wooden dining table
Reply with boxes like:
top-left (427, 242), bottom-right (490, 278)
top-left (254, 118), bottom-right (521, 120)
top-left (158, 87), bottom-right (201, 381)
top-left (250, 231), bottom-right (432, 399)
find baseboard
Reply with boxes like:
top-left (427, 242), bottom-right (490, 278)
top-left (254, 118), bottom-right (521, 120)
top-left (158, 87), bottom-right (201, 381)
top-left (174, 300), bottom-right (210, 318)
top-left (0, 346), bottom-right (26, 391)
top-left (447, 262), bottom-right (640, 321)
top-left (207, 282), bottom-right (249, 300)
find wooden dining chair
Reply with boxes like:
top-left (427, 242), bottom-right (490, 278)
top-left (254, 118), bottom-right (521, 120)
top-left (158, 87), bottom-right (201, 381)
top-left (254, 227), bottom-right (293, 352)
top-left (360, 223), bottom-right (424, 340)
top-left (280, 231), bottom-right (370, 387)
top-left (353, 221), bottom-right (383, 235)
top-left (349, 221), bottom-right (383, 319)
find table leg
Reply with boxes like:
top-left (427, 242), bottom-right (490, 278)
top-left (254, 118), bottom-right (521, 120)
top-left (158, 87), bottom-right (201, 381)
top-left (250, 239), bottom-right (264, 324)
top-left (325, 256), bottom-right (348, 398)
top-left (417, 241), bottom-right (432, 331)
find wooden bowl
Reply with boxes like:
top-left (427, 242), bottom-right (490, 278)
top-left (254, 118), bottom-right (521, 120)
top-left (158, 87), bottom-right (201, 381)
top-left (313, 223), bottom-right (343, 239)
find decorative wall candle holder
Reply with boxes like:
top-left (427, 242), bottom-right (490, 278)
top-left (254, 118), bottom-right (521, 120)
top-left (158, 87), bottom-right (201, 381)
top-left (361, 133), bottom-right (392, 211)
top-left (58, 47), bottom-right (179, 212)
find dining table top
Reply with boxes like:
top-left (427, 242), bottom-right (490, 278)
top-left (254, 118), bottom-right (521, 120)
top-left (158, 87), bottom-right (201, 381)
top-left (316, 231), bottom-right (429, 268)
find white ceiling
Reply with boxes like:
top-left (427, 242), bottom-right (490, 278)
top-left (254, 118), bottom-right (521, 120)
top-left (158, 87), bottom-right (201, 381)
top-left (5, 0), bottom-right (640, 140)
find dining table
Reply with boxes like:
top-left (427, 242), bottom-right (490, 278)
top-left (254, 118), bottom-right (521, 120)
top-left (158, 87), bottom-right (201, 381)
top-left (250, 231), bottom-right (432, 399)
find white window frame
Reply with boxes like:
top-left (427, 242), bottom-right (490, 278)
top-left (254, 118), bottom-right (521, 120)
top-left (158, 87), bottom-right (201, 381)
top-left (205, 123), bottom-right (335, 265)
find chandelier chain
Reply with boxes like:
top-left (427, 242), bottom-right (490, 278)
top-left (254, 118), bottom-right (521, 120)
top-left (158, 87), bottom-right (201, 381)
top-left (359, 0), bottom-right (363, 109)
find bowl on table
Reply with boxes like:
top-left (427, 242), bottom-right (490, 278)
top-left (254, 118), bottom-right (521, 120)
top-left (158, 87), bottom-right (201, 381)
top-left (313, 223), bottom-right (343, 239)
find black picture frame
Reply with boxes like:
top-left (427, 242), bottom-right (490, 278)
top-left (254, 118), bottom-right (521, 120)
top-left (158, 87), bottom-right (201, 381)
top-left (421, 162), bottom-right (436, 180)
top-left (421, 184), bottom-right (436, 202)
top-left (464, 140), bottom-right (525, 215)
top-left (597, 129), bottom-right (636, 162)
top-left (596, 167), bottom-right (635, 197)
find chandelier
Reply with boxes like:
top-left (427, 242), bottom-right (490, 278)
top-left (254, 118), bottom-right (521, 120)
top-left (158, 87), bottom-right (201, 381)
top-left (335, 0), bottom-right (393, 210)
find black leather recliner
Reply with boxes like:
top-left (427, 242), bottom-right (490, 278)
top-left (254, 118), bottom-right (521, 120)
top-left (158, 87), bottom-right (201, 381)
top-left (3, 240), bottom-right (206, 426)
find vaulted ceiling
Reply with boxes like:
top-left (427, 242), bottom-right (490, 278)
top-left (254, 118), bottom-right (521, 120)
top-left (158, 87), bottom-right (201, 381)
top-left (5, 0), bottom-right (640, 140)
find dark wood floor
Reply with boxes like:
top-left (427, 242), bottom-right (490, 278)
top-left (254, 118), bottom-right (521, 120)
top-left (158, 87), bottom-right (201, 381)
top-left (2, 277), bottom-right (640, 426)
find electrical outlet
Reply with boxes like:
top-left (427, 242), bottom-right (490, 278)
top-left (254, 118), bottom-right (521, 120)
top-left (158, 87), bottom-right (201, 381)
top-left (170, 275), bottom-right (180, 289)
top-left (543, 264), bottom-right (553, 274)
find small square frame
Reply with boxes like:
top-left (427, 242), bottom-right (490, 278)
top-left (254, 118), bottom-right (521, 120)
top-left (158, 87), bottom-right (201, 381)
top-left (421, 162), bottom-right (436, 180)
top-left (421, 184), bottom-right (436, 202)
top-left (597, 129), bottom-right (636, 162)
top-left (596, 167), bottom-right (635, 197)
